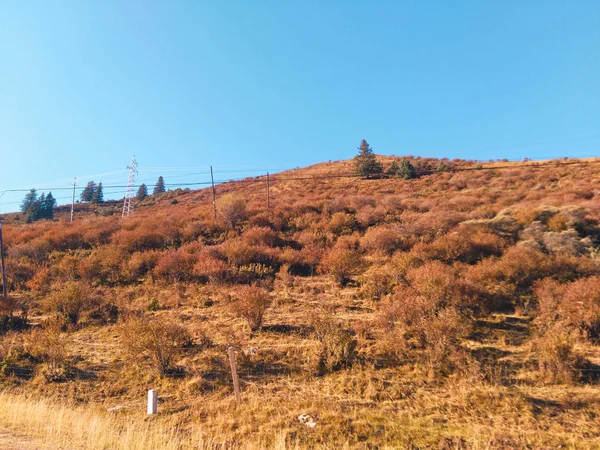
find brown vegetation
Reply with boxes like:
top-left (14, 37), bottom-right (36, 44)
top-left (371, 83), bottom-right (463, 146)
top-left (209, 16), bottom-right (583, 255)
top-left (2, 156), bottom-right (600, 447)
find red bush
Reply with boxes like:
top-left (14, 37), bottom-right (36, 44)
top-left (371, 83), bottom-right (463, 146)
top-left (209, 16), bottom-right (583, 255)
top-left (229, 285), bottom-right (273, 332)
top-left (153, 249), bottom-right (197, 282)
top-left (319, 245), bottom-right (364, 287)
top-left (361, 226), bottom-right (406, 255)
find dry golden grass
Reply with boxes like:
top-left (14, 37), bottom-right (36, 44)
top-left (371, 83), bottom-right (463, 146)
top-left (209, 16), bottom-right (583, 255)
top-left (5, 298), bottom-right (600, 449)
top-left (3, 373), bottom-right (600, 449)
top-left (0, 391), bottom-right (292, 450)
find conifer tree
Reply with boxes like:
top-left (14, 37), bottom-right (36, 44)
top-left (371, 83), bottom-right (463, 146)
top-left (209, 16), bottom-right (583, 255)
top-left (398, 158), bottom-right (417, 179)
top-left (153, 176), bottom-right (166, 195)
top-left (387, 161), bottom-right (400, 176)
top-left (27, 193), bottom-right (45, 223)
top-left (136, 183), bottom-right (148, 201)
top-left (42, 192), bottom-right (56, 219)
top-left (354, 140), bottom-right (382, 178)
top-left (92, 182), bottom-right (104, 204)
top-left (20, 189), bottom-right (38, 213)
top-left (81, 181), bottom-right (97, 202)
top-left (22, 191), bottom-right (55, 222)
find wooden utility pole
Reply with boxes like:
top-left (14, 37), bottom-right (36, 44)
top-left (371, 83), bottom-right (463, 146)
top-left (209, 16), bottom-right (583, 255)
top-left (267, 172), bottom-right (270, 209)
top-left (210, 166), bottom-right (217, 220)
top-left (0, 218), bottom-right (7, 299)
top-left (70, 177), bottom-right (76, 223)
top-left (227, 347), bottom-right (241, 403)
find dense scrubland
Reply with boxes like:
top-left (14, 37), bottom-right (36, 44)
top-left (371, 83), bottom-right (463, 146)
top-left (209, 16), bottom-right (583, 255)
top-left (2, 155), bottom-right (600, 449)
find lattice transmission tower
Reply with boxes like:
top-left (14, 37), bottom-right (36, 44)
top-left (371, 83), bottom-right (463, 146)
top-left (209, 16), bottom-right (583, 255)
top-left (122, 155), bottom-right (138, 218)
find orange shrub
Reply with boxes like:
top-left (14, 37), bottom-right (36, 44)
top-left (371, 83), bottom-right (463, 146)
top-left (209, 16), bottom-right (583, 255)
top-left (43, 229), bottom-right (86, 252)
top-left (219, 195), bottom-right (248, 229)
top-left (229, 285), bottom-right (272, 332)
top-left (312, 317), bottom-right (358, 374)
top-left (360, 267), bottom-right (396, 301)
top-left (405, 261), bottom-right (457, 309)
top-left (7, 239), bottom-right (51, 264)
top-left (388, 252), bottom-right (424, 283)
top-left (493, 246), bottom-right (553, 297)
top-left (291, 211), bottom-right (322, 232)
top-left (546, 213), bottom-right (570, 232)
top-left (240, 226), bottom-right (282, 247)
top-left (126, 250), bottom-right (161, 281)
top-left (355, 205), bottom-right (387, 228)
top-left (193, 253), bottom-right (230, 284)
top-left (414, 228), bottom-right (505, 264)
top-left (220, 239), bottom-right (272, 267)
top-left (378, 289), bottom-right (472, 375)
top-left (42, 282), bottom-right (95, 325)
top-left (361, 226), bottom-right (406, 256)
top-left (55, 252), bottom-right (86, 281)
top-left (121, 317), bottom-right (191, 377)
top-left (399, 210), bottom-right (466, 242)
top-left (248, 211), bottom-right (274, 228)
top-left (153, 249), bottom-right (197, 283)
top-left (81, 218), bottom-right (120, 246)
top-left (6, 258), bottom-right (36, 291)
top-left (85, 246), bottom-right (127, 284)
top-left (26, 324), bottom-right (71, 381)
top-left (534, 276), bottom-right (600, 339)
top-left (111, 218), bottom-right (181, 253)
top-left (296, 228), bottom-right (332, 249)
top-left (26, 267), bottom-right (51, 293)
top-left (111, 228), bottom-right (168, 253)
top-left (291, 246), bottom-right (324, 276)
top-left (531, 323), bottom-right (586, 384)
top-left (328, 212), bottom-right (358, 236)
top-left (319, 246), bottom-right (364, 287)
top-left (420, 307), bottom-right (472, 376)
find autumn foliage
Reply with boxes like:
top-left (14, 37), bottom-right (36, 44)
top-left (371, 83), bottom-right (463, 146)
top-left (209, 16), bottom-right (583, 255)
top-left (2, 155), bottom-right (600, 449)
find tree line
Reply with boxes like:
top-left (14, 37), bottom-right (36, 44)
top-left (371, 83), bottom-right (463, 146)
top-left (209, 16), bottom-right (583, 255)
top-left (136, 176), bottom-right (165, 201)
top-left (16, 142), bottom-right (429, 225)
top-left (19, 176), bottom-right (167, 222)
top-left (20, 189), bottom-right (56, 223)
top-left (17, 144), bottom-right (419, 225)
top-left (354, 139), bottom-right (447, 179)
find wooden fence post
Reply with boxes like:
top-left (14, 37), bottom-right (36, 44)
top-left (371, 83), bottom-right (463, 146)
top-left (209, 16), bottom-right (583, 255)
top-left (228, 347), bottom-right (241, 403)
top-left (147, 390), bottom-right (158, 414)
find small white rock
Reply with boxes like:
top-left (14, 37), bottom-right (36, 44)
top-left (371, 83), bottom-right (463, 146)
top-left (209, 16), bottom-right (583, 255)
top-left (297, 414), bottom-right (317, 428)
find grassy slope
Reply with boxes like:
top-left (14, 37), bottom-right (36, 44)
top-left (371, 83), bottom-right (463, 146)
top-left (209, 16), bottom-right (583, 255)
top-left (2, 157), bottom-right (600, 448)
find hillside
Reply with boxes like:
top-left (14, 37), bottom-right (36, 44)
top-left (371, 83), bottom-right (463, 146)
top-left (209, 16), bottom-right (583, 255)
top-left (2, 155), bottom-right (600, 449)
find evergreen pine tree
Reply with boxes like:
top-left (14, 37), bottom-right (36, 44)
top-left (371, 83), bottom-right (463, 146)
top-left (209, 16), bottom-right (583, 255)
top-left (398, 158), bottom-right (416, 179)
top-left (81, 181), bottom-right (97, 202)
top-left (437, 161), bottom-right (448, 172)
top-left (354, 140), bottom-right (383, 178)
top-left (20, 189), bottom-right (38, 213)
top-left (387, 161), bottom-right (400, 176)
top-left (153, 176), bottom-right (166, 195)
top-left (21, 190), bottom-right (55, 222)
top-left (92, 182), bottom-right (104, 204)
top-left (42, 192), bottom-right (56, 219)
top-left (136, 183), bottom-right (148, 201)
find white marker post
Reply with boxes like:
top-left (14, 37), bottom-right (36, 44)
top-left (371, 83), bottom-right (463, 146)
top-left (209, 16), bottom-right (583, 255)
top-left (147, 390), bottom-right (158, 415)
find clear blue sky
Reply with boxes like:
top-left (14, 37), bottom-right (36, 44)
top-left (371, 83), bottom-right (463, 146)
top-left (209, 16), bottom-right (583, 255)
top-left (1, 1), bottom-right (599, 211)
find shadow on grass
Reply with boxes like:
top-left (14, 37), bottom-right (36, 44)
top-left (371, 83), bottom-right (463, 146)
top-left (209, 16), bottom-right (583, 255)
top-left (261, 324), bottom-right (312, 337)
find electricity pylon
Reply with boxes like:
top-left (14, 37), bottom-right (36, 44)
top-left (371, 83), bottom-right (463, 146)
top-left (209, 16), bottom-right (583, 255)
top-left (122, 155), bottom-right (138, 218)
